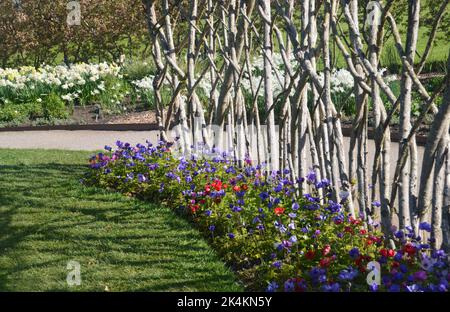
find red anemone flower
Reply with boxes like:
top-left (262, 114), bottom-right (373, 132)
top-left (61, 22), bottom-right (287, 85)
top-left (305, 250), bottom-right (315, 260)
top-left (320, 257), bottom-right (332, 267)
top-left (274, 207), bottom-right (285, 216)
top-left (344, 226), bottom-right (354, 234)
top-left (380, 249), bottom-right (388, 258)
top-left (212, 180), bottom-right (223, 191)
top-left (190, 204), bottom-right (200, 213)
top-left (403, 243), bottom-right (416, 256)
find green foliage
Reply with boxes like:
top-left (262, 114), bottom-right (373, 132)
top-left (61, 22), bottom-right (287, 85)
top-left (0, 103), bottom-right (29, 123)
top-left (122, 60), bottom-right (155, 82)
top-left (42, 93), bottom-right (69, 119)
top-left (381, 43), bottom-right (403, 74)
top-left (95, 75), bottom-right (134, 114)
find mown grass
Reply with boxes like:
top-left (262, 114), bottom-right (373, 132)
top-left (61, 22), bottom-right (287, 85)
top-left (0, 149), bottom-right (243, 291)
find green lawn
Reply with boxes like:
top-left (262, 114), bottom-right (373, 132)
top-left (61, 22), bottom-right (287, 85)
top-left (0, 149), bottom-right (242, 291)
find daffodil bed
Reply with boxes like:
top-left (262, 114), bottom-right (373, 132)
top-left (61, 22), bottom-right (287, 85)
top-left (83, 140), bottom-right (450, 292)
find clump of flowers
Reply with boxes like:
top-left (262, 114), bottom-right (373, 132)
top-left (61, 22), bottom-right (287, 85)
top-left (83, 140), bottom-right (449, 292)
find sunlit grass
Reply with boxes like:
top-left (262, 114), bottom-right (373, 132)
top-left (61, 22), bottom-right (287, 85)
top-left (0, 149), bottom-right (243, 291)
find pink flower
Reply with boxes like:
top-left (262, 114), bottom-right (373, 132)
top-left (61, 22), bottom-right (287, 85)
top-left (322, 245), bottom-right (331, 256)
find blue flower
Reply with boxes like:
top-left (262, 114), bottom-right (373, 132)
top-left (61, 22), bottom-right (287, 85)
top-left (209, 225), bottom-right (215, 231)
top-left (349, 248), bottom-right (360, 259)
top-left (338, 267), bottom-right (358, 281)
top-left (321, 283), bottom-right (340, 292)
top-left (304, 193), bottom-right (319, 203)
top-left (267, 281), bottom-right (279, 292)
top-left (388, 284), bottom-right (401, 292)
top-left (272, 261), bottom-right (282, 269)
top-left (394, 230), bottom-right (404, 239)
top-left (306, 170), bottom-right (317, 184)
top-left (372, 201), bottom-right (381, 207)
top-left (231, 206), bottom-right (242, 213)
top-left (432, 249), bottom-right (446, 259)
top-left (419, 222), bottom-right (432, 232)
top-left (284, 280), bottom-right (295, 292)
top-left (369, 283), bottom-right (378, 292)
top-left (137, 173), bottom-right (147, 183)
top-left (378, 256), bottom-right (387, 264)
top-left (326, 200), bottom-right (341, 213)
top-left (392, 272), bottom-right (403, 282)
top-left (227, 233), bottom-right (235, 239)
top-left (393, 252), bottom-right (403, 262)
top-left (438, 284), bottom-right (447, 292)
top-left (316, 178), bottom-right (330, 189)
top-left (318, 275), bottom-right (327, 283)
top-left (259, 192), bottom-right (269, 200)
top-left (273, 184), bottom-right (283, 192)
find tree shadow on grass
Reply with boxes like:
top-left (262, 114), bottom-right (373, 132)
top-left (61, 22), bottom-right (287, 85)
top-left (0, 162), bottom-right (241, 291)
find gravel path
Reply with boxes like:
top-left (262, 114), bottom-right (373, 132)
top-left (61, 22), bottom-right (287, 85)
top-left (0, 130), bottom-right (160, 151)
top-left (0, 129), bottom-right (424, 174)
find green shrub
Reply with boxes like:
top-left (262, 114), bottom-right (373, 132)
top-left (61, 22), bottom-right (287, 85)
top-left (42, 93), bottom-right (68, 120)
top-left (122, 60), bottom-right (155, 81)
top-left (0, 104), bottom-right (28, 123)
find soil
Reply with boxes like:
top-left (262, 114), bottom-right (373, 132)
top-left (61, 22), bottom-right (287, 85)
top-left (340, 115), bottom-right (431, 137)
top-left (69, 105), bottom-right (159, 125)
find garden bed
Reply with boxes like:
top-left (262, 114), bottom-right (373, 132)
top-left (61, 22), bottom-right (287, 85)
top-left (83, 140), bottom-right (450, 292)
